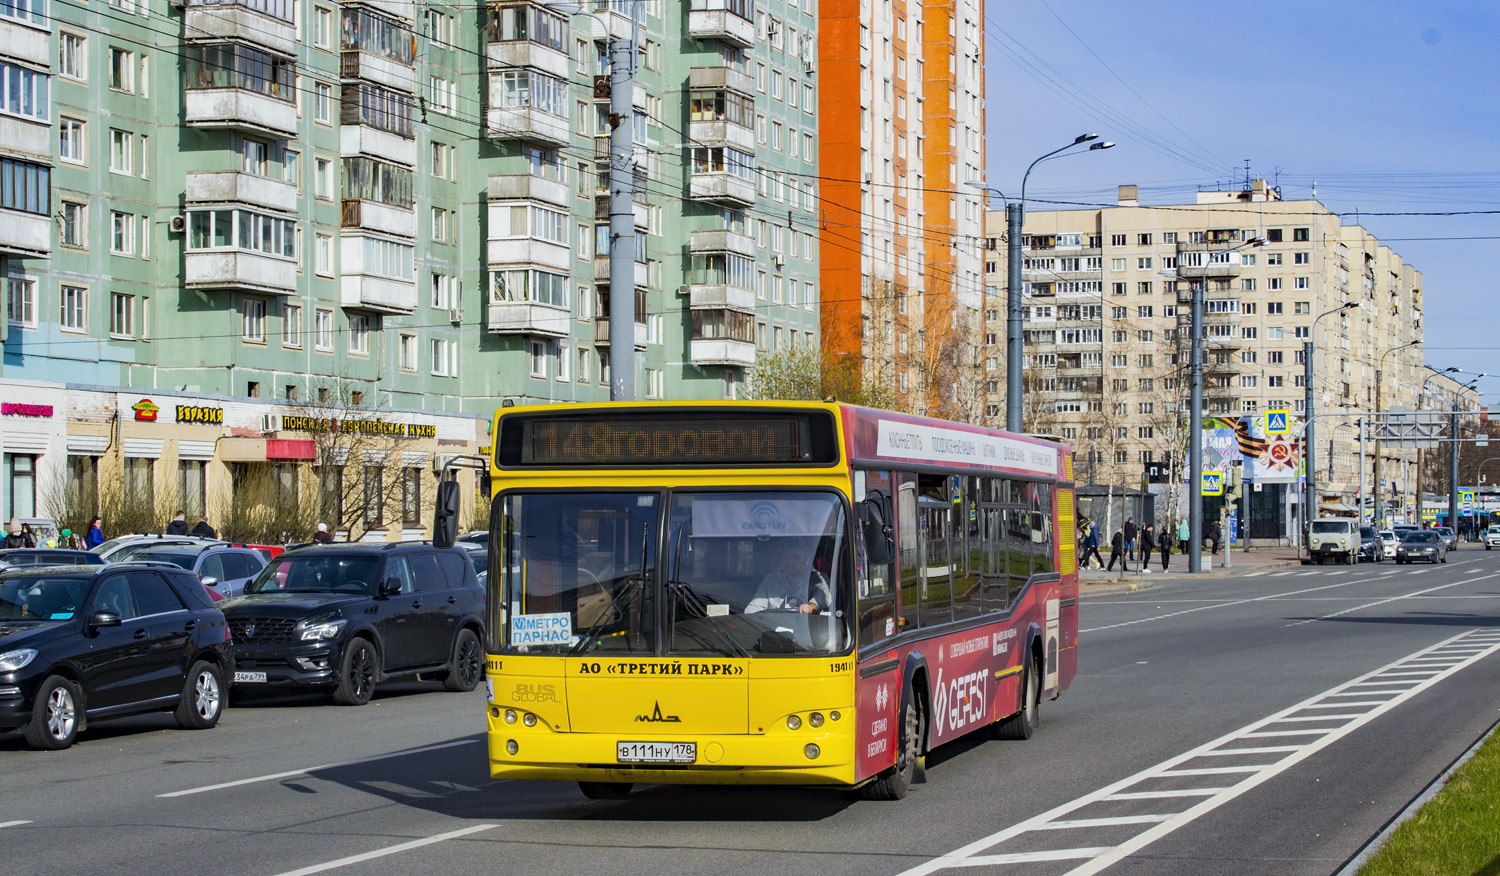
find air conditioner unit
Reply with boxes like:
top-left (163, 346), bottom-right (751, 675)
top-left (677, 284), bottom-right (690, 296)
top-left (432, 453), bottom-right (453, 472)
top-left (448, 306), bottom-right (463, 325)
top-left (772, 254), bottom-right (785, 267)
top-left (260, 413), bottom-right (278, 433)
top-left (168, 215), bottom-right (187, 234)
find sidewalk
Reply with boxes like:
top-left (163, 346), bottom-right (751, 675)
top-left (1079, 545), bottom-right (1303, 592)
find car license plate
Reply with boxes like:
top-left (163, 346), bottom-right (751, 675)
top-left (616, 741), bottom-right (696, 764)
top-left (233, 671), bottom-right (267, 683)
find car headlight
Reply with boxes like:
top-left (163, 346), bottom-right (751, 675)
top-left (300, 619), bottom-right (347, 641)
top-left (0, 648), bottom-right (37, 672)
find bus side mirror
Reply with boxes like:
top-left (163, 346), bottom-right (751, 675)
top-left (433, 479), bottom-right (461, 549)
top-left (860, 491), bottom-right (895, 566)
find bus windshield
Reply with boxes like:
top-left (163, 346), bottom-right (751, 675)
top-left (496, 490), bottom-right (851, 657)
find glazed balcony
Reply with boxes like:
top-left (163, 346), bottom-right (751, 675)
top-left (186, 171), bottom-right (297, 214)
top-left (688, 173), bottom-right (755, 207)
top-left (184, 0), bottom-right (298, 56)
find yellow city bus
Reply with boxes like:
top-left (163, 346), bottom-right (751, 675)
top-left (443, 401), bottom-right (1079, 800)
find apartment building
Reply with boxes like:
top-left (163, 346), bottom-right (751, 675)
top-left (984, 182), bottom-right (1431, 525)
top-left (818, 0), bottom-right (984, 413)
top-left (0, 0), bottom-right (820, 526)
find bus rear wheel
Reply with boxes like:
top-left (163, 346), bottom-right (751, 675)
top-left (862, 691), bottom-right (919, 800)
top-left (579, 781), bottom-right (633, 800)
top-left (993, 658), bottom-right (1040, 741)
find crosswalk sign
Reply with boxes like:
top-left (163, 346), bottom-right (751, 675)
top-left (1266, 410), bottom-right (1290, 435)
top-left (1201, 471), bottom-right (1224, 496)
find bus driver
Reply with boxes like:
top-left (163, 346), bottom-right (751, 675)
top-left (746, 542), bottom-right (832, 615)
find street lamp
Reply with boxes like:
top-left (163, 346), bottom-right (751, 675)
top-left (1443, 370), bottom-right (1487, 531)
top-left (965, 134), bottom-right (1114, 434)
top-left (1303, 300), bottom-right (1363, 553)
top-left (1373, 339), bottom-right (1421, 528)
top-left (1185, 235), bottom-right (1263, 573)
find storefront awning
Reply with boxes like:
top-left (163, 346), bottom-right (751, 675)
top-left (1319, 501), bottom-right (1358, 514)
top-left (267, 439), bottom-right (316, 461)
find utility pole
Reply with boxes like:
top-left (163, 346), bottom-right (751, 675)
top-left (1188, 275), bottom-right (1205, 573)
top-left (605, 0), bottom-right (640, 402)
top-left (1303, 338), bottom-right (1315, 547)
top-left (1450, 397), bottom-right (1461, 530)
top-left (1358, 418), bottom-right (1367, 524)
top-left (1004, 202), bottom-right (1023, 432)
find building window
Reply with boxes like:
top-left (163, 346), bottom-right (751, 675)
top-left (314, 308), bottom-right (333, 350)
top-left (282, 302), bottom-right (302, 348)
top-left (314, 81), bottom-right (332, 124)
top-left (6, 276), bottom-right (35, 328)
top-left (59, 117), bottom-right (86, 165)
top-left (187, 208), bottom-right (295, 260)
top-left (109, 129), bottom-right (132, 174)
top-left (110, 292), bottom-right (134, 338)
top-left (1293, 227), bottom-right (1310, 242)
top-left (401, 467), bottom-right (421, 527)
top-left (241, 297), bottom-right (266, 343)
top-left (430, 337), bottom-right (455, 376)
top-left (398, 332), bottom-right (417, 371)
top-left (529, 339), bottom-right (546, 377)
top-left (348, 313), bottom-right (370, 354)
top-left (315, 231), bottom-right (333, 275)
top-left (5, 454), bottom-right (35, 520)
top-left (363, 466), bottom-right (384, 527)
top-left (60, 284), bottom-right (87, 332)
top-left (60, 200), bottom-right (86, 248)
top-left (109, 48), bottom-right (134, 92)
top-left (59, 32), bottom-right (87, 81)
top-left (314, 156), bottom-right (334, 199)
top-left (110, 211), bottom-right (134, 255)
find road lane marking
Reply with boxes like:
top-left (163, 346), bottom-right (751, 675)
top-left (1081, 576), bottom-right (1393, 634)
top-left (270, 824), bottom-right (497, 876)
top-left (898, 628), bottom-right (1500, 876)
top-left (1271, 571), bottom-right (1297, 577)
top-left (0, 821), bottom-right (32, 828)
top-left (1039, 816), bottom-right (1171, 830)
top-left (1284, 572), bottom-right (1500, 628)
top-left (158, 740), bottom-right (477, 798)
top-left (957, 849), bottom-right (1111, 867)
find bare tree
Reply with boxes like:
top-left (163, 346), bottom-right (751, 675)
top-left (747, 340), bottom-right (896, 408)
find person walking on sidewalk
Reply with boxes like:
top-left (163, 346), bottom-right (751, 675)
top-left (1106, 527), bottom-right (1126, 571)
top-left (1159, 524), bottom-right (1172, 571)
top-left (1139, 524), bottom-right (1155, 574)
top-left (1124, 517), bottom-right (1138, 561)
top-left (1082, 521), bottom-right (1104, 569)
top-left (1178, 518), bottom-right (1190, 554)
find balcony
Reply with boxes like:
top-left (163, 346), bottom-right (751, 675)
top-left (0, 16), bottom-right (50, 67)
top-left (340, 124), bottom-right (416, 167)
top-left (185, 88), bottom-right (298, 139)
top-left (689, 173), bottom-right (755, 207)
top-left (0, 115), bottom-right (49, 164)
top-left (361, 0), bottom-right (416, 21)
top-left (690, 338), bottom-right (755, 367)
top-left (185, 3), bottom-right (297, 56)
top-left (489, 237), bottom-right (570, 272)
top-left (340, 50), bottom-right (415, 92)
top-left (689, 228), bottom-right (755, 258)
top-left (689, 119), bottom-right (755, 152)
top-left (594, 256), bottom-right (649, 288)
top-left (489, 300), bottom-right (569, 337)
top-left (584, 0), bottom-right (633, 40)
top-left (689, 65), bottom-right (755, 100)
top-left (0, 209), bottom-right (50, 259)
top-left (341, 273), bottom-right (417, 314)
top-left (689, 283), bottom-right (754, 312)
top-left (486, 101), bottom-right (570, 146)
top-left (487, 173), bottom-right (569, 209)
top-left (341, 198), bottom-right (416, 238)
top-left (687, 4), bottom-right (755, 47)
top-left (186, 171), bottom-right (297, 214)
top-left (486, 40), bottom-right (569, 80)
top-left (594, 316), bottom-right (648, 349)
top-left (184, 251), bottom-right (297, 295)
top-left (594, 195), bottom-right (650, 230)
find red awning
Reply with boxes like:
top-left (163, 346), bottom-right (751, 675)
top-left (266, 439), bottom-right (316, 461)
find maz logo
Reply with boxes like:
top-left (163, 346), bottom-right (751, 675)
top-left (634, 701), bottom-right (681, 723)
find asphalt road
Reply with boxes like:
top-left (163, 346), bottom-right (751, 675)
top-left (5, 549), bottom-right (1500, 876)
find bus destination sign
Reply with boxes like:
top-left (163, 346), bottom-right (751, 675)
top-left (505, 412), bottom-right (834, 467)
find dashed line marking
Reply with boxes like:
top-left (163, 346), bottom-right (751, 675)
top-left (158, 740), bottom-right (477, 798)
top-left (0, 821), bottom-right (32, 829)
top-left (1284, 573), bottom-right (1500, 628)
top-left (270, 824), bottom-right (498, 876)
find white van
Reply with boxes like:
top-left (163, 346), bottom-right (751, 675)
top-left (1309, 518), bottom-right (1358, 564)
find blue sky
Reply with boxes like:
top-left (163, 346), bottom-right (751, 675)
top-left (982, 0), bottom-right (1500, 403)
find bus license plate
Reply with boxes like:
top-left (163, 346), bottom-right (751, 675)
top-left (233, 671), bottom-right (267, 683)
top-left (616, 741), bottom-right (696, 764)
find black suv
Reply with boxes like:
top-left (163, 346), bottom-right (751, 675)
top-left (220, 543), bottom-right (485, 705)
top-left (0, 563), bottom-right (231, 749)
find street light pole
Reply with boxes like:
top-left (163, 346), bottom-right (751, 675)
top-left (967, 135), bottom-right (1113, 434)
top-left (1447, 372), bottom-right (1486, 531)
top-left (1373, 340), bottom-right (1421, 529)
top-left (1303, 301), bottom-right (1362, 555)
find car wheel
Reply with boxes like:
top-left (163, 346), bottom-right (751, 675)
top-left (332, 638), bottom-right (377, 706)
top-left (25, 675), bottom-right (82, 750)
top-left (175, 660), bottom-right (224, 730)
top-left (443, 628), bottom-right (483, 693)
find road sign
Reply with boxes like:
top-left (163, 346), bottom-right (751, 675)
top-left (1461, 490), bottom-right (1475, 517)
top-left (1201, 471), bottom-right (1224, 496)
top-left (1266, 410), bottom-right (1290, 435)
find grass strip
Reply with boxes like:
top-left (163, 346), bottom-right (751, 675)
top-left (1358, 724), bottom-right (1500, 876)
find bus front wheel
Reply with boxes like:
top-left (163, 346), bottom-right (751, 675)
top-left (862, 690), bottom-right (920, 800)
top-left (579, 781), bottom-right (633, 800)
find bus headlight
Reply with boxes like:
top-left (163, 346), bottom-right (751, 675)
top-left (506, 740), bottom-right (518, 755)
top-left (786, 715), bottom-right (802, 730)
top-left (504, 709), bottom-right (518, 723)
top-left (804, 743), bottom-right (820, 759)
top-left (809, 712), bottom-right (825, 727)
top-left (522, 712), bottom-right (538, 727)
top-left (830, 711), bottom-right (841, 721)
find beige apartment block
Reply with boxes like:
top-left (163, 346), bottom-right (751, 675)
top-left (983, 181), bottom-right (1433, 522)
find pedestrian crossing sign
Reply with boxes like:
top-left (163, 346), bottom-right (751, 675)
top-left (1201, 471), bottom-right (1224, 496)
top-left (1266, 410), bottom-right (1290, 435)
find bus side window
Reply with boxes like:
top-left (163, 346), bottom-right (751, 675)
top-left (952, 476), bottom-right (982, 621)
top-left (981, 478), bottom-right (1009, 613)
top-left (1005, 483), bottom-right (1029, 605)
top-left (896, 474), bottom-right (921, 633)
top-left (1033, 486), bottom-right (1054, 575)
top-left (917, 474), bottom-right (953, 628)
top-left (857, 470), bottom-right (896, 647)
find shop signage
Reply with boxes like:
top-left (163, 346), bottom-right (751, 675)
top-left (132, 399), bottom-right (160, 422)
top-left (1, 403), bottom-right (53, 417)
top-left (175, 404), bottom-right (224, 425)
top-left (279, 415), bottom-right (437, 439)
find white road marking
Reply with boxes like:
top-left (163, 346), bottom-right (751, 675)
top-left (1271, 571), bottom-right (1297, 577)
top-left (1284, 573), bottom-right (1499, 628)
top-left (158, 740), bottom-right (477, 798)
top-left (955, 849), bottom-right (1111, 867)
top-left (0, 821), bottom-right (32, 828)
top-left (1081, 577), bottom-right (1386, 634)
top-left (898, 629), bottom-right (1500, 876)
top-left (270, 824), bottom-right (497, 876)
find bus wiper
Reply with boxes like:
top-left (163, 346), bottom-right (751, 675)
top-left (568, 576), bottom-right (640, 654)
top-left (666, 579), bottom-right (749, 658)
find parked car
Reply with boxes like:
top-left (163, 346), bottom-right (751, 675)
top-left (1435, 527), bottom-right (1459, 551)
top-left (1357, 526), bottom-right (1383, 563)
top-left (1395, 530), bottom-right (1448, 564)
top-left (0, 562), bottom-right (231, 749)
top-left (94, 534), bottom-right (225, 563)
top-left (1379, 530), bottom-right (1400, 557)
top-left (455, 531), bottom-right (489, 548)
top-left (0, 549), bottom-right (107, 569)
top-left (125, 544), bottom-right (268, 599)
top-left (244, 544), bottom-right (286, 563)
top-left (1484, 525), bottom-right (1500, 551)
top-left (1309, 518), bottom-right (1359, 564)
top-left (219, 543), bottom-right (485, 706)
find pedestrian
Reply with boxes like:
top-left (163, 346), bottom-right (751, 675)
top-left (86, 516), bottom-right (105, 549)
top-left (1106, 527), bottom-right (1125, 571)
top-left (312, 522), bottom-right (333, 543)
top-left (190, 515), bottom-right (217, 539)
top-left (1159, 524), bottom-right (1172, 571)
top-left (2, 518), bottom-right (25, 549)
top-left (1178, 518), bottom-right (1190, 554)
top-left (166, 510), bottom-right (189, 535)
top-left (1206, 519), bottom-right (1222, 556)
top-left (1081, 521), bottom-right (1104, 569)
top-left (1124, 517), bottom-right (1138, 561)
top-left (19, 522), bottom-right (36, 547)
top-left (1139, 524), bottom-right (1155, 574)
